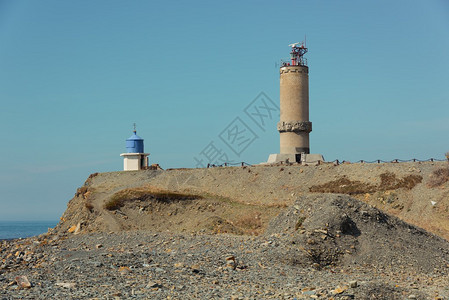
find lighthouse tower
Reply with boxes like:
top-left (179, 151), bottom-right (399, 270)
top-left (120, 126), bottom-right (150, 171)
top-left (267, 42), bottom-right (323, 164)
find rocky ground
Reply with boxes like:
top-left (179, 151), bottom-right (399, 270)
top-left (2, 194), bottom-right (449, 299)
top-left (0, 232), bottom-right (446, 300)
top-left (1, 162), bottom-right (449, 299)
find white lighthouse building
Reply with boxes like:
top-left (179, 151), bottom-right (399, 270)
top-left (120, 128), bottom-right (150, 171)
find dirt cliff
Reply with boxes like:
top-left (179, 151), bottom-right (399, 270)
top-left (56, 161), bottom-right (449, 240)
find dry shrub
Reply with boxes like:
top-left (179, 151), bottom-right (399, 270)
top-left (207, 216), bottom-right (243, 235)
top-left (104, 187), bottom-right (201, 210)
top-left (310, 173), bottom-right (422, 195)
top-left (309, 177), bottom-right (376, 195)
top-left (83, 172), bottom-right (99, 186)
top-left (85, 202), bottom-right (94, 212)
top-left (75, 186), bottom-right (88, 197)
top-left (379, 172), bottom-right (422, 190)
top-left (428, 168), bottom-right (449, 187)
top-left (235, 212), bottom-right (262, 231)
top-left (88, 172), bottom-right (99, 180)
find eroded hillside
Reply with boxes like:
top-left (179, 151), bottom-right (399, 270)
top-left (56, 161), bottom-right (449, 240)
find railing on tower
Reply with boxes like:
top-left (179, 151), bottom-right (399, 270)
top-left (280, 41), bottom-right (308, 67)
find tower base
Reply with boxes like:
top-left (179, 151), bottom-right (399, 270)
top-left (266, 153), bottom-right (324, 165)
top-left (120, 153), bottom-right (150, 171)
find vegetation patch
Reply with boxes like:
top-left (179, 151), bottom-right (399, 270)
top-left (428, 167), bottom-right (449, 187)
top-left (104, 186), bottom-right (202, 210)
top-left (234, 212), bottom-right (263, 235)
top-left (76, 186), bottom-right (88, 197)
top-left (85, 202), bottom-right (94, 212)
top-left (310, 172), bottom-right (422, 195)
top-left (309, 177), bottom-right (376, 195)
top-left (206, 216), bottom-right (243, 235)
top-left (378, 172), bottom-right (422, 190)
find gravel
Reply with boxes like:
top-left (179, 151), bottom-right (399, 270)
top-left (2, 194), bottom-right (449, 299)
top-left (2, 162), bottom-right (448, 299)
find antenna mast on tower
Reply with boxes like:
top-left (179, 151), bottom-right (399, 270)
top-left (287, 41), bottom-right (308, 66)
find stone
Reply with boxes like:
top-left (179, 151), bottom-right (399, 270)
top-left (225, 256), bottom-right (237, 270)
top-left (331, 286), bottom-right (347, 295)
top-left (95, 244), bottom-right (103, 249)
top-left (349, 280), bottom-right (358, 288)
top-left (302, 290), bottom-right (316, 296)
top-left (147, 281), bottom-right (162, 288)
top-left (191, 264), bottom-right (201, 273)
top-left (15, 276), bottom-right (31, 289)
top-left (56, 282), bottom-right (76, 288)
top-left (92, 261), bottom-right (103, 267)
top-left (307, 238), bottom-right (315, 245)
top-left (67, 225), bottom-right (77, 233)
top-left (118, 266), bottom-right (131, 274)
top-left (74, 222), bottom-right (81, 235)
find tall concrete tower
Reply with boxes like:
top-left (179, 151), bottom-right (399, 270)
top-left (279, 42), bottom-right (311, 156)
top-left (267, 42), bottom-right (323, 164)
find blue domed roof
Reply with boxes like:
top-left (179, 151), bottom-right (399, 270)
top-left (125, 131), bottom-right (144, 153)
top-left (127, 132), bottom-right (143, 141)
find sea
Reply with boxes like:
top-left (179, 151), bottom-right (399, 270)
top-left (0, 221), bottom-right (58, 240)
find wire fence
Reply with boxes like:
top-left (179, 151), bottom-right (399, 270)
top-left (330, 158), bottom-right (447, 165)
top-left (207, 162), bottom-right (252, 168)
top-left (206, 158), bottom-right (448, 168)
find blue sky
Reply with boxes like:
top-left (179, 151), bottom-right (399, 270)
top-left (0, 0), bottom-right (448, 221)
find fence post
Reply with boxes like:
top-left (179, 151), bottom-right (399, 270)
top-left (241, 162), bottom-right (244, 167)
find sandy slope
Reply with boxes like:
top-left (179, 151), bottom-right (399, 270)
top-left (58, 161), bottom-right (449, 240)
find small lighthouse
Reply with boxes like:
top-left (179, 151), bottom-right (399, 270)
top-left (120, 125), bottom-right (150, 171)
top-left (267, 42), bottom-right (323, 164)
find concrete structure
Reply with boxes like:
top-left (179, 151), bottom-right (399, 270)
top-left (279, 63), bottom-right (311, 155)
top-left (120, 129), bottom-right (149, 171)
top-left (267, 42), bottom-right (324, 164)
